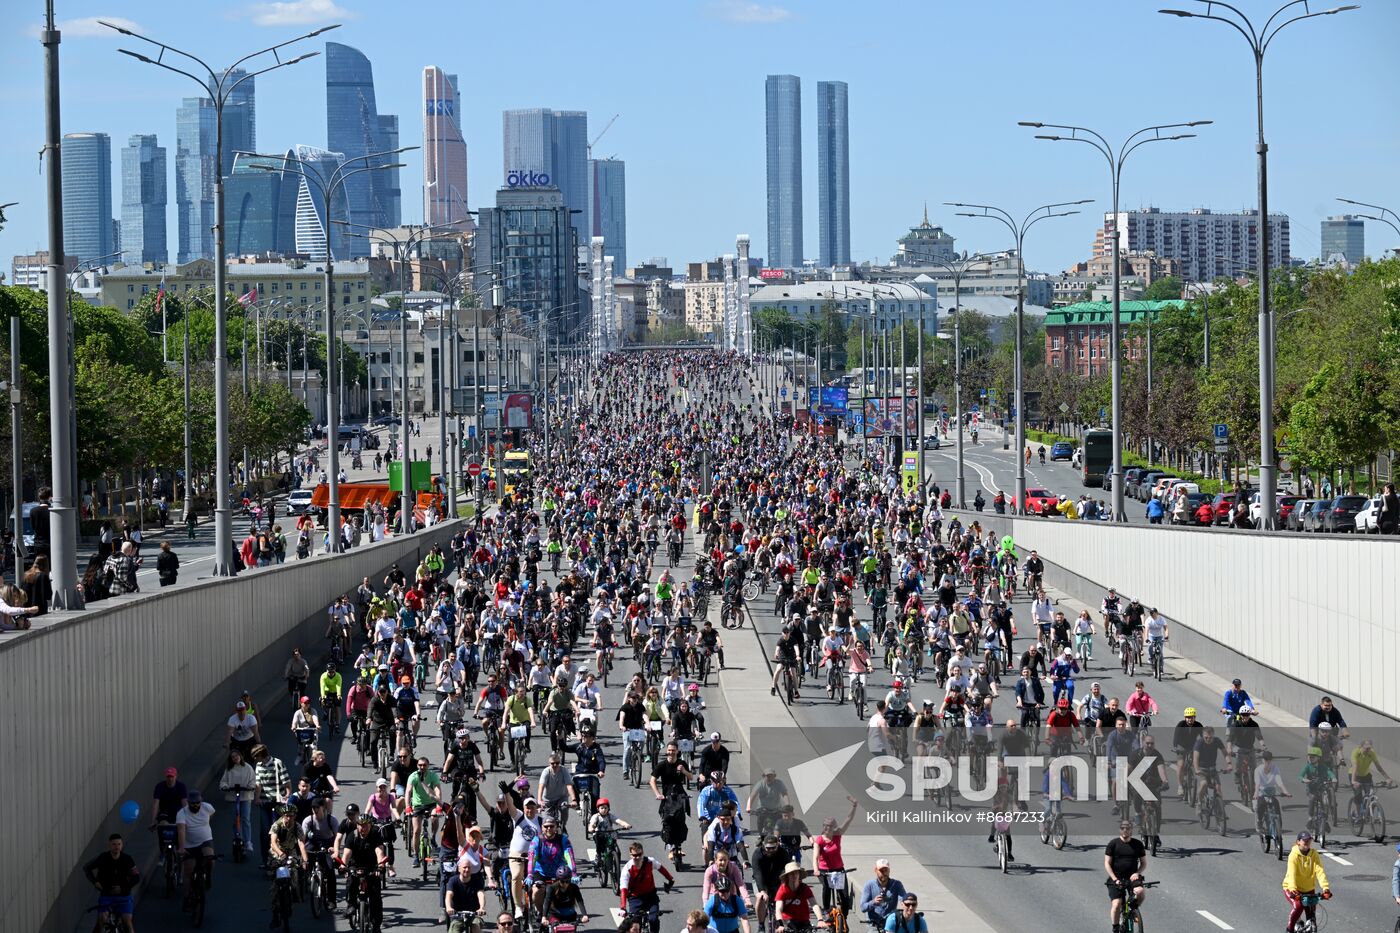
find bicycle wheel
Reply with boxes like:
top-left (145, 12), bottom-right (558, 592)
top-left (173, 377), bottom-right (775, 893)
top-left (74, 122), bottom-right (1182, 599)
top-left (1039, 816), bottom-right (1051, 844)
top-left (1216, 798), bottom-right (1229, 836)
top-left (1198, 797), bottom-right (1212, 830)
top-left (1369, 801), bottom-right (1387, 842)
top-left (310, 869), bottom-right (323, 918)
top-left (1052, 817), bottom-right (1067, 850)
top-left (997, 834), bottom-right (1008, 873)
top-left (192, 888), bottom-right (206, 928)
top-left (1126, 908), bottom-right (1144, 933)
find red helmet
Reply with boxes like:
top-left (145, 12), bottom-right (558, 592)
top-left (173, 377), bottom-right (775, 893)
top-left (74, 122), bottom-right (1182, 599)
top-left (893, 678), bottom-right (904, 689)
top-left (1056, 697), bottom-right (1070, 708)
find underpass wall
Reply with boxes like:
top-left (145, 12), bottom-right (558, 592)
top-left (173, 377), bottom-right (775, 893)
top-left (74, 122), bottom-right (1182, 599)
top-left (0, 520), bottom-right (464, 933)
top-left (960, 512), bottom-right (1400, 722)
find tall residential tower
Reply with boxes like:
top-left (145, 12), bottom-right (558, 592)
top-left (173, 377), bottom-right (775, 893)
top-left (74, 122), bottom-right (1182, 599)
top-left (816, 80), bottom-right (849, 267)
top-left (589, 158), bottom-right (627, 274)
top-left (120, 134), bottom-right (166, 265)
top-left (62, 132), bottom-right (114, 266)
top-left (765, 75), bottom-right (803, 269)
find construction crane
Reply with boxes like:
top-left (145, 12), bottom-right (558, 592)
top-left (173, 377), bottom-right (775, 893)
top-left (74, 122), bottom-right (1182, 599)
top-left (588, 114), bottom-right (619, 158)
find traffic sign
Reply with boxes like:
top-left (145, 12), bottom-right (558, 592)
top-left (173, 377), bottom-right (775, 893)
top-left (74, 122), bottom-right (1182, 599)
top-left (467, 462), bottom-right (482, 477)
top-left (1214, 439), bottom-right (1229, 454)
top-left (1213, 423), bottom-right (1228, 440)
top-left (780, 387), bottom-right (788, 399)
top-left (1099, 407), bottom-right (1107, 421)
top-left (1059, 402), bottom-right (1070, 414)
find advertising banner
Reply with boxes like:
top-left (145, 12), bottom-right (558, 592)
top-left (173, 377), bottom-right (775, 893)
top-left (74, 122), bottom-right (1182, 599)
top-left (862, 397), bottom-right (918, 438)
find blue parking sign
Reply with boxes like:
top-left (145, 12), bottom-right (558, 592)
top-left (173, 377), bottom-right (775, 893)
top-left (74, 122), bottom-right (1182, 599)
top-left (780, 387), bottom-right (788, 399)
top-left (1213, 423), bottom-right (1228, 439)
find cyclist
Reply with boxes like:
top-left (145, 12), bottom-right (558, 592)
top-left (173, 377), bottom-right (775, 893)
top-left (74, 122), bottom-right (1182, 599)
top-left (1104, 820), bottom-right (1148, 932)
top-left (1220, 678), bottom-right (1256, 725)
top-left (1045, 697), bottom-right (1080, 756)
top-left (176, 790), bottom-right (216, 902)
top-left (1125, 682), bottom-right (1158, 731)
top-left (301, 797), bottom-right (340, 907)
top-left (406, 757), bottom-right (443, 868)
top-left (1192, 726), bottom-right (1231, 806)
top-left (1171, 708), bottom-right (1203, 798)
top-left (85, 833), bottom-right (138, 933)
top-left (1254, 750), bottom-right (1291, 833)
top-left (1126, 734), bottom-right (1169, 846)
top-left (1282, 831), bottom-right (1331, 932)
top-left (340, 815), bottom-right (389, 927)
top-left (1047, 648), bottom-right (1079, 705)
top-left (394, 674), bottom-right (423, 740)
top-left (1349, 737), bottom-right (1393, 816)
top-left (526, 813), bottom-right (578, 918)
top-left (619, 841), bottom-right (675, 933)
top-left (1072, 609), bottom-right (1095, 664)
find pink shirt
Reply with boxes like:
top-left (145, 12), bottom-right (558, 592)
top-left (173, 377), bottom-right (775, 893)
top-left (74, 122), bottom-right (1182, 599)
top-left (813, 834), bottom-right (844, 871)
top-left (1126, 693), bottom-right (1157, 717)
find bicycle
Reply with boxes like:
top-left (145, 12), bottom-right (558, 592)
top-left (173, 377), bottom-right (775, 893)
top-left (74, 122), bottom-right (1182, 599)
top-left (480, 712), bottom-right (503, 771)
top-left (1137, 799), bottom-right (1162, 856)
top-left (1039, 798), bottom-right (1067, 850)
top-left (345, 866), bottom-right (383, 932)
top-left (779, 658), bottom-right (800, 706)
top-left (154, 820), bottom-right (180, 897)
top-left (1292, 892), bottom-right (1329, 933)
top-left (1306, 781), bottom-right (1333, 847)
top-left (645, 719), bottom-right (665, 763)
top-left (1234, 747), bottom-right (1257, 804)
top-left (86, 904), bottom-right (123, 933)
top-left (1118, 880), bottom-right (1158, 933)
top-left (624, 729), bottom-right (646, 788)
top-left (1257, 791), bottom-right (1286, 860)
top-left (508, 723), bottom-right (530, 775)
top-left (827, 661), bottom-right (846, 705)
top-left (306, 848), bottom-right (333, 918)
top-left (412, 804), bottom-right (437, 881)
top-left (1348, 779), bottom-right (1392, 842)
top-left (269, 855), bottom-right (297, 930)
top-left (993, 818), bottom-right (1012, 873)
top-left (297, 727), bottom-right (318, 766)
top-left (322, 694), bottom-right (342, 736)
top-left (592, 829), bottom-right (622, 894)
top-left (1197, 768), bottom-right (1229, 836)
top-left (1119, 634), bottom-right (1137, 677)
top-left (850, 672), bottom-right (867, 720)
top-left (184, 851), bottom-right (220, 928)
top-left (1147, 637), bottom-right (1166, 681)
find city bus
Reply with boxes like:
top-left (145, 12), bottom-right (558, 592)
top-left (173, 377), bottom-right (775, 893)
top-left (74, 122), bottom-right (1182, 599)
top-left (1081, 429), bottom-right (1112, 487)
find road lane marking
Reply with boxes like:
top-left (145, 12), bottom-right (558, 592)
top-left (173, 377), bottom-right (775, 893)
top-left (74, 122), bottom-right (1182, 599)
top-left (610, 908), bottom-right (625, 926)
top-left (1321, 851), bottom-right (1352, 866)
top-left (1230, 802), bottom-right (1253, 816)
top-left (1196, 910), bottom-right (1234, 930)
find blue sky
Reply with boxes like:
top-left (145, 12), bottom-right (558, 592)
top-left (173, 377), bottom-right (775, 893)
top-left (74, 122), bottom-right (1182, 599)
top-left (2, 0), bottom-right (1397, 276)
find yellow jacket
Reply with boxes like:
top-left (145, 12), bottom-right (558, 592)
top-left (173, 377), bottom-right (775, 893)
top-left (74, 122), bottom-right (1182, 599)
top-left (1282, 845), bottom-right (1329, 893)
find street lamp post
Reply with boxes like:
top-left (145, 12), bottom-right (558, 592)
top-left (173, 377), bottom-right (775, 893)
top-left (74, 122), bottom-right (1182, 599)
top-left (105, 18), bottom-right (336, 575)
top-left (1337, 197), bottom-right (1400, 254)
top-left (1019, 121), bottom-right (1208, 521)
top-left (948, 199), bottom-right (1089, 514)
top-left (1161, 1), bottom-right (1356, 529)
top-left (245, 147), bottom-right (413, 550)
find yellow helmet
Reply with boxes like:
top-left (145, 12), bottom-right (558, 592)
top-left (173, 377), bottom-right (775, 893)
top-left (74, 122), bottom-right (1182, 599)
top-left (1183, 707), bottom-right (1197, 717)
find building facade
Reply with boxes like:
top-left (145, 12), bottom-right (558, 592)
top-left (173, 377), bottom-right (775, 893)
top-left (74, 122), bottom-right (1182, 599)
top-left (176, 97), bottom-right (216, 263)
top-left (289, 144), bottom-right (352, 261)
top-left (816, 80), bottom-right (849, 268)
top-left (62, 132), bottom-right (114, 266)
top-left (473, 185), bottom-right (583, 337)
top-left (683, 281), bottom-right (728, 336)
top-left (502, 109), bottom-right (590, 249)
top-left (869, 250), bottom-right (1053, 307)
top-left (1106, 208), bottom-right (1290, 282)
top-left (1042, 300), bottom-right (1186, 376)
top-left (120, 134), bottom-right (166, 266)
top-left (893, 208), bottom-right (955, 266)
top-left (216, 67), bottom-right (255, 174)
top-left (749, 281), bottom-right (935, 331)
top-left (224, 152), bottom-right (299, 258)
top-left (1320, 215), bottom-right (1365, 266)
top-left (589, 157), bottom-right (627, 274)
top-left (423, 67), bottom-right (470, 228)
top-left (765, 75), bottom-right (803, 269)
top-left (326, 42), bottom-right (397, 252)
top-left (9, 251), bottom-right (77, 289)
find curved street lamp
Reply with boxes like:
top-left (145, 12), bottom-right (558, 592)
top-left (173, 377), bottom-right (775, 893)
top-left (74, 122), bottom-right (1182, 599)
top-left (1159, 1), bottom-right (1356, 529)
top-left (947, 200), bottom-right (1090, 514)
top-left (1336, 197), bottom-right (1400, 255)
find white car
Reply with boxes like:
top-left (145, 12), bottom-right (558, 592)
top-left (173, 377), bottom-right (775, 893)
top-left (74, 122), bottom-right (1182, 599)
top-left (287, 488), bottom-right (314, 514)
top-left (1356, 496), bottom-right (1383, 533)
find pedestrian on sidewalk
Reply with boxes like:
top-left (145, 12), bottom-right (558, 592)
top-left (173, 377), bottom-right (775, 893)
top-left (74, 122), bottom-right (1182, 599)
top-left (157, 541), bottom-right (180, 587)
top-left (22, 556), bottom-right (52, 615)
top-left (185, 504), bottom-right (198, 540)
top-left (98, 520), bottom-right (116, 560)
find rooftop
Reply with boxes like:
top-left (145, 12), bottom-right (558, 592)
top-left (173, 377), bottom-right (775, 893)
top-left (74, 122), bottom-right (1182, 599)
top-left (1045, 300), bottom-right (1188, 326)
top-left (750, 281), bottom-right (931, 303)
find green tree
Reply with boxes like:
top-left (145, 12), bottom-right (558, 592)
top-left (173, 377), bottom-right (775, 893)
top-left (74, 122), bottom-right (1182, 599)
top-left (753, 306), bottom-right (796, 349)
top-left (1141, 276), bottom-right (1183, 301)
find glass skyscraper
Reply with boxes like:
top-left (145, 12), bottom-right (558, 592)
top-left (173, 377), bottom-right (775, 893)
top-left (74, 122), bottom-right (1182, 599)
top-left (817, 80), bottom-right (850, 268)
top-left (474, 186), bottom-right (582, 336)
top-left (62, 132), bottom-right (114, 266)
top-left (176, 97), bottom-right (216, 262)
top-left (502, 108), bottom-right (590, 248)
top-left (765, 75), bottom-right (803, 269)
top-left (120, 134), bottom-right (166, 265)
top-left (589, 158), bottom-right (627, 273)
top-left (216, 67), bottom-right (256, 174)
top-left (1320, 215), bottom-right (1365, 264)
top-left (291, 144), bottom-right (352, 261)
top-left (423, 66), bottom-right (470, 227)
top-left (225, 151), bottom-right (299, 257)
top-left (376, 114), bottom-right (401, 227)
top-left (326, 42), bottom-right (397, 254)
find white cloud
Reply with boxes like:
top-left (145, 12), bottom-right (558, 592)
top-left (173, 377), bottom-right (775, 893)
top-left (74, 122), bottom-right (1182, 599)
top-left (24, 16), bottom-right (143, 39)
top-left (244, 0), bottom-right (355, 27)
top-left (711, 0), bottom-right (794, 24)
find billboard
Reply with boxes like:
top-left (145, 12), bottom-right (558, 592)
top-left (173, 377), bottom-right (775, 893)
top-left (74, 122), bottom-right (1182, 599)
top-left (759, 268), bottom-right (786, 280)
top-left (862, 397), bottom-right (918, 438)
top-left (504, 392), bottom-right (534, 429)
top-left (807, 386), bottom-right (849, 418)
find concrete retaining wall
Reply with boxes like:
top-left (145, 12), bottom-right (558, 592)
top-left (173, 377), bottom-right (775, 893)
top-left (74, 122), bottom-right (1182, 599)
top-left (0, 521), bottom-right (463, 933)
top-left (954, 512), bottom-right (1400, 722)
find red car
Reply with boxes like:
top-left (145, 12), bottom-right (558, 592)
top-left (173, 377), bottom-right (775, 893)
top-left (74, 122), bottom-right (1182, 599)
top-left (1014, 487), bottom-right (1062, 516)
top-left (1278, 495), bottom-right (1302, 523)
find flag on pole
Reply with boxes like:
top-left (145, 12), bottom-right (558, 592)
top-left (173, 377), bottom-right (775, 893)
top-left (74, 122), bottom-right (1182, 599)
top-left (154, 276), bottom-right (166, 313)
top-left (237, 288), bottom-right (258, 307)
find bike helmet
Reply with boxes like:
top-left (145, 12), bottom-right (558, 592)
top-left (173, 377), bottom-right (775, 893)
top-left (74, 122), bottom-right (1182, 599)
top-left (893, 678), bottom-right (904, 689)
top-left (596, 798), bottom-right (610, 808)
top-left (1237, 708), bottom-right (1253, 717)
top-left (688, 683), bottom-right (701, 693)
top-left (299, 696), bottom-right (311, 705)
top-left (357, 814), bottom-right (374, 826)
top-left (949, 684), bottom-right (963, 694)
top-left (326, 662), bottom-right (337, 671)
top-left (1316, 721), bottom-right (1332, 731)
top-left (922, 700), bottom-right (934, 709)
top-left (1307, 746), bottom-right (1323, 757)
top-left (554, 865), bottom-right (571, 880)
top-left (401, 676), bottom-right (412, 685)
top-left (1183, 708), bottom-right (1197, 717)
top-left (345, 803), bottom-right (361, 818)
top-left (711, 770), bottom-right (726, 782)
top-left (715, 876), bottom-right (732, 893)
top-left (1056, 697), bottom-right (1070, 708)
top-left (280, 804), bottom-right (298, 817)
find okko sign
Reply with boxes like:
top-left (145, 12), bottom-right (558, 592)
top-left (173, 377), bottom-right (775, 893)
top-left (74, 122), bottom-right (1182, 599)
top-left (506, 170), bottom-right (551, 188)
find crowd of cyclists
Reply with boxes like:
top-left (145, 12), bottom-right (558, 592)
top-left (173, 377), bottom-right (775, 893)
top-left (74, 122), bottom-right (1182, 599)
top-left (83, 350), bottom-right (1400, 933)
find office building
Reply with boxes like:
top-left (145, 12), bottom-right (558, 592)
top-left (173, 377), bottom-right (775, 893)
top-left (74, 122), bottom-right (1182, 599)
top-left (224, 151), bottom-right (299, 257)
top-left (61, 132), bottom-right (114, 266)
top-left (120, 134), bottom-right (166, 265)
top-left (176, 97), bottom-right (216, 262)
top-left (589, 158), bottom-right (627, 274)
top-left (376, 114), bottom-right (401, 227)
top-left (816, 80), bottom-right (849, 268)
top-left (216, 67), bottom-right (256, 172)
top-left (1043, 300), bottom-right (1186, 376)
top-left (473, 185), bottom-right (583, 336)
top-left (1320, 215), bottom-right (1365, 266)
top-left (423, 67), bottom-right (470, 228)
top-left (1105, 207), bottom-right (1290, 281)
top-left (748, 280), bottom-right (934, 331)
top-left (290, 144), bottom-right (352, 261)
top-left (326, 42), bottom-right (397, 251)
top-left (502, 108), bottom-right (590, 247)
top-left (765, 75), bottom-right (803, 269)
top-left (893, 208), bottom-right (955, 266)
top-left (10, 251), bottom-right (77, 289)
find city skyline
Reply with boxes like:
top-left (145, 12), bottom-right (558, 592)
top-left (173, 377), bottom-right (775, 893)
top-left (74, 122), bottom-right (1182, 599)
top-left (2, 1), bottom-right (1396, 277)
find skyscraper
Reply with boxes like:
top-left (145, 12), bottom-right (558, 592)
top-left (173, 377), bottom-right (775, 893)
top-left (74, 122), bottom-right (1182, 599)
top-left (326, 42), bottom-right (396, 252)
top-left (62, 132), bottom-right (115, 266)
top-left (225, 151), bottom-right (299, 257)
top-left (502, 108), bottom-right (589, 246)
top-left (291, 144), bottom-right (351, 260)
top-left (176, 97), bottom-right (216, 262)
top-left (765, 75), bottom-right (803, 269)
top-left (816, 80), bottom-right (849, 268)
top-left (1320, 215), bottom-right (1365, 265)
top-left (423, 66), bottom-right (470, 227)
top-left (216, 67), bottom-right (256, 173)
top-left (120, 134), bottom-right (166, 265)
top-left (376, 114), bottom-right (401, 227)
top-left (589, 158), bottom-right (627, 274)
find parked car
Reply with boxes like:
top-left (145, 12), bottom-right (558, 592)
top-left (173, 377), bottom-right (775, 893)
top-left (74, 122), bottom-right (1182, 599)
top-left (922, 435), bottom-right (942, 450)
top-left (287, 488), bottom-right (314, 515)
top-left (1356, 496), bottom-right (1384, 533)
top-left (1171, 491), bottom-right (1215, 525)
top-left (1015, 488), bottom-right (1062, 516)
top-left (1302, 499), bottom-right (1332, 533)
top-left (1322, 494), bottom-right (1368, 533)
top-left (1122, 467), bottom-right (1145, 493)
top-left (1286, 499), bottom-right (1315, 532)
top-left (1248, 492), bottom-right (1301, 525)
top-left (1149, 476), bottom-right (1181, 501)
top-left (1135, 471), bottom-right (1165, 501)
top-left (1049, 441), bottom-right (1073, 461)
top-left (1210, 493), bottom-right (1234, 525)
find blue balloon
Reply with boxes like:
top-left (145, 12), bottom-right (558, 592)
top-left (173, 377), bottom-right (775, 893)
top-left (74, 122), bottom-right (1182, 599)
top-left (734, 544), bottom-right (745, 554)
top-left (119, 801), bottom-right (141, 824)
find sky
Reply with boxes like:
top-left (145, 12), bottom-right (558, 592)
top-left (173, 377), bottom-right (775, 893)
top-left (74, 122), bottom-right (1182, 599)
top-left (2, 0), bottom-right (1398, 278)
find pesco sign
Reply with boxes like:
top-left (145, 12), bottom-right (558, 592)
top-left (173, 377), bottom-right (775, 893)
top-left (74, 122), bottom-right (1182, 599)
top-left (506, 170), bottom-right (551, 188)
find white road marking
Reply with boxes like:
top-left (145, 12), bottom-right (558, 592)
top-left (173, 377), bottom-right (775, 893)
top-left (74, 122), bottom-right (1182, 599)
top-left (1196, 909), bottom-right (1234, 930)
top-left (587, 848), bottom-right (597, 861)
top-left (610, 908), bottom-right (625, 926)
top-left (1321, 851), bottom-right (1352, 866)
top-left (1230, 802), bottom-right (1254, 816)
